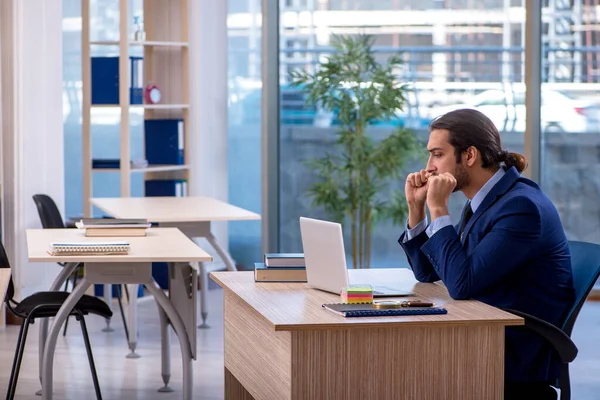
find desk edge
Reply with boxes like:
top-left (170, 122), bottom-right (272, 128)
top-left (209, 272), bottom-right (524, 332)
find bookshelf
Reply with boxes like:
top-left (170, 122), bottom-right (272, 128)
top-left (81, 0), bottom-right (191, 217)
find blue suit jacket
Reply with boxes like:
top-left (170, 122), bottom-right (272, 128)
top-left (398, 166), bottom-right (575, 382)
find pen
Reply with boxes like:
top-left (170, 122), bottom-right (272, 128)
top-left (401, 301), bottom-right (434, 308)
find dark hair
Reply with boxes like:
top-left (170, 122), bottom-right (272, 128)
top-left (429, 108), bottom-right (528, 173)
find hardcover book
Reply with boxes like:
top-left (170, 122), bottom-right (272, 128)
top-left (254, 262), bottom-right (307, 282)
top-left (264, 253), bottom-right (305, 267)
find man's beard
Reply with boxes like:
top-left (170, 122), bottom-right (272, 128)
top-left (452, 163), bottom-right (470, 192)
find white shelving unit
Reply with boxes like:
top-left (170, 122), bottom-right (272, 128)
top-left (81, 0), bottom-right (191, 217)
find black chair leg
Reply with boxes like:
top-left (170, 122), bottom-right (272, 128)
top-left (115, 285), bottom-right (129, 342)
top-left (559, 364), bottom-right (570, 400)
top-left (63, 271), bottom-right (79, 337)
top-left (7, 317), bottom-right (33, 400)
top-left (78, 315), bottom-right (102, 400)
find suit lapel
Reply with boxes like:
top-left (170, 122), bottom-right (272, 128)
top-left (461, 166), bottom-right (520, 240)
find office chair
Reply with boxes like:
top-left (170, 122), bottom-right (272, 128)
top-left (32, 194), bottom-right (129, 340)
top-left (503, 240), bottom-right (600, 400)
top-left (1, 240), bottom-right (110, 399)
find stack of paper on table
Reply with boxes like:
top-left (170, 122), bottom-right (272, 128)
top-left (47, 241), bottom-right (130, 256)
top-left (76, 218), bottom-right (151, 237)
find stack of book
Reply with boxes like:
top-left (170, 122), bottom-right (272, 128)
top-left (254, 253), bottom-right (307, 282)
top-left (75, 218), bottom-right (151, 237)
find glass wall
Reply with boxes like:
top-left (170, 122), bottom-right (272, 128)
top-left (541, 2), bottom-right (600, 247)
top-left (277, 0), bottom-right (526, 268)
top-left (227, 0), bottom-right (262, 269)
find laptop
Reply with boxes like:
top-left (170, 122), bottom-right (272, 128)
top-left (299, 216), bottom-right (415, 297)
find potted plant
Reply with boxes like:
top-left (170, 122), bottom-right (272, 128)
top-left (289, 34), bottom-right (423, 269)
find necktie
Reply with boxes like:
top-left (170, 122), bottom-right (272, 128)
top-left (458, 202), bottom-right (474, 237)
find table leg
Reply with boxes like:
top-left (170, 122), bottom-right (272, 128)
top-left (38, 262), bottom-right (79, 394)
top-left (205, 232), bottom-right (238, 271)
top-left (145, 280), bottom-right (193, 400)
top-left (157, 302), bottom-right (173, 392)
top-left (126, 284), bottom-right (140, 358)
top-left (197, 262), bottom-right (209, 329)
top-left (41, 277), bottom-right (92, 399)
top-left (102, 284), bottom-right (114, 332)
top-left (200, 232), bottom-right (237, 329)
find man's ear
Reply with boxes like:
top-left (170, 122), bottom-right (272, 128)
top-left (465, 146), bottom-right (478, 167)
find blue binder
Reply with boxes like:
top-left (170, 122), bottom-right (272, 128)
top-left (145, 179), bottom-right (188, 197)
top-left (94, 284), bottom-right (144, 298)
top-left (153, 262), bottom-right (169, 290)
top-left (91, 56), bottom-right (143, 104)
top-left (144, 119), bottom-right (185, 165)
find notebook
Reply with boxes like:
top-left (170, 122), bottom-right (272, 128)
top-left (47, 241), bottom-right (130, 256)
top-left (322, 303), bottom-right (448, 318)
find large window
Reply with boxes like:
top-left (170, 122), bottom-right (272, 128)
top-left (542, 3), bottom-right (600, 245)
top-left (277, 1), bottom-right (526, 268)
top-left (227, 0), bottom-right (262, 269)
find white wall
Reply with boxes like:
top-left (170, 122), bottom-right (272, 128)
top-left (1, 0), bottom-right (64, 299)
top-left (190, 0), bottom-right (230, 259)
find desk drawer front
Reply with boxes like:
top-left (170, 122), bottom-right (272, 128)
top-left (291, 325), bottom-right (504, 400)
top-left (84, 262), bottom-right (152, 284)
top-left (224, 291), bottom-right (292, 400)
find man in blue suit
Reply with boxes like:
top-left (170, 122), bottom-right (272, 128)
top-left (398, 109), bottom-right (574, 400)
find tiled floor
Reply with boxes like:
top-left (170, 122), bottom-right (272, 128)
top-left (0, 287), bottom-right (597, 399)
top-left (569, 301), bottom-right (600, 399)
top-left (0, 288), bottom-right (225, 399)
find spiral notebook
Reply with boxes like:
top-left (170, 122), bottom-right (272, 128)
top-left (322, 303), bottom-right (448, 318)
top-left (47, 241), bottom-right (130, 256)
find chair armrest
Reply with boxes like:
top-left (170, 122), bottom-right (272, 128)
top-left (502, 308), bottom-right (578, 363)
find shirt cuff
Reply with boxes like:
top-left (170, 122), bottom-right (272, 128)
top-left (426, 215), bottom-right (453, 238)
top-left (404, 217), bottom-right (428, 242)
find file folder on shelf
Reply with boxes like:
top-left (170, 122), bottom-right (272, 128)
top-left (144, 119), bottom-right (184, 165)
top-left (91, 56), bottom-right (143, 105)
top-left (145, 179), bottom-right (188, 197)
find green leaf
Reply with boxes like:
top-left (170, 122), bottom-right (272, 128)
top-left (288, 34), bottom-right (425, 268)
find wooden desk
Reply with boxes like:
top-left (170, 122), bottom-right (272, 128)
top-left (27, 228), bottom-right (212, 400)
top-left (90, 196), bottom-right (260, 224)
top-left (91, 196), bottom-right (260, 327)
top-left (211, 268), bottom-right (523, 400)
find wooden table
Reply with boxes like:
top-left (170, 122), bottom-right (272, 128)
top-left (91, 196), bottom-right (260, 328)
top-left (26, 228), bottom-right (212, 400)
top-left (211, 268), bottom-right (523, 400)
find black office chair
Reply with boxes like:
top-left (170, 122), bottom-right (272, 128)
top-left (503, 240), bottom-right (600, 400)
top-left (1, 240), bottom-right (110, 399)
top-left (32, 194), bottom-right (129, 340)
